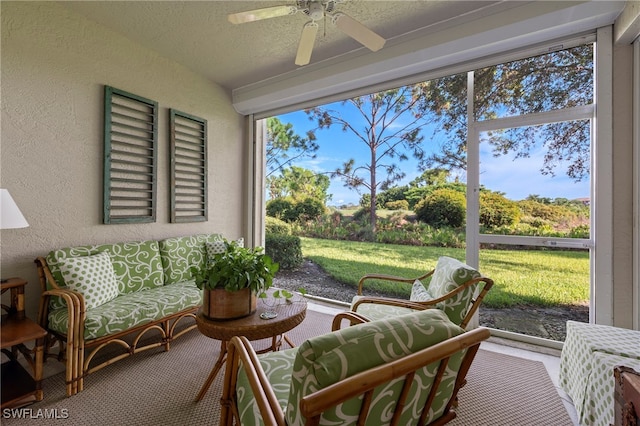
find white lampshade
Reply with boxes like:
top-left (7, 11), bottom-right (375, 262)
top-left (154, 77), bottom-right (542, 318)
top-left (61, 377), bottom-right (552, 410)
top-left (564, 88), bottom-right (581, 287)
top-left (0, 189), bottom-right (29, 229)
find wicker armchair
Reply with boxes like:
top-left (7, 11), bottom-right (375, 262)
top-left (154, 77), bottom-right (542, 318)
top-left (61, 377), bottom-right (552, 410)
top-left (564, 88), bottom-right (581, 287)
top-left (351, 256), bottom-right (493, 329)
top-left (220, 309), bottom-right (490, 426)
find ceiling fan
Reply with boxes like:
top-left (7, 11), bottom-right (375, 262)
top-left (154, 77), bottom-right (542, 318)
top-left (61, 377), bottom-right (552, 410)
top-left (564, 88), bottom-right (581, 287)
top-left (228, 0), bottom-right (386, 66)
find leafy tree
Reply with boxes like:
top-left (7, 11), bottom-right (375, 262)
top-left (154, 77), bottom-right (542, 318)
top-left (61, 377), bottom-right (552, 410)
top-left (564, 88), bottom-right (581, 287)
top-left (266, 117), bottom-right (319, 177)
top-left (305, 86), bottom-right (433, 231)
top-left (417, 45), bottom-right (593, 181)
top-left (266, 166), bottom-right (331, 204)
top-left (408, 169), bottom-right (451, 187)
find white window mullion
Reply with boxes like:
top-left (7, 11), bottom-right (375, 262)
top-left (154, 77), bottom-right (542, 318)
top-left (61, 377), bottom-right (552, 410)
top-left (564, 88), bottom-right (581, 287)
top-left (633, 37), bottom-right (640, 330)
top-left (466, 71), bottom-right (480, 270)
top-left (474, 104), bottom-right (594, 133)
top-left (593, 26), bottom-right (614, 326)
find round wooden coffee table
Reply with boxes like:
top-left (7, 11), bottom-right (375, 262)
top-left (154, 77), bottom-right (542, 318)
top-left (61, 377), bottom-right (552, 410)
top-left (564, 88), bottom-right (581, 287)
top-left (194, 289), bottom-right (307, 401)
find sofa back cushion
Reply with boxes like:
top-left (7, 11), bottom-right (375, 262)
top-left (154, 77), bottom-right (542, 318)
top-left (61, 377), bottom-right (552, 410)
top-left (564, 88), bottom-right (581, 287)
top-left (58, 251), bottom-right (120, 309)
top-left (46, 240), bottom-right (164, 296)
top-left (158, 233), bottom-right (222, 285)
top-left (420, 256), bottom-right (481, 325)
top-left (285, 309), bottom-right (465, 425)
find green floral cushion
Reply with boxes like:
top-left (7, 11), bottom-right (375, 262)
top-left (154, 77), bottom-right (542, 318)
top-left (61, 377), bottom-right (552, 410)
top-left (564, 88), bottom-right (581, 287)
top-left (410, 279), bottom-right (432, 301)
top-left (158, 234), bottom-right (222, 285)
top-left (285, 309), bottom-right (465, 425)
top-left (350, 295), bottom-right (415, 318)
top-left (47, 281), bottom-right (201, 340)
top-left (427, 256), bottom-right (481, 325)
top-left (46, 239), bottom-right (165, 311)
top-left (234, 309), bottom-right (464, 426)
top-left (351, 257), bottom-right (481, 326)
top-left (58, 252), bottom-right (119, 309)
top-left (236, 347), bottom-right (298, 424)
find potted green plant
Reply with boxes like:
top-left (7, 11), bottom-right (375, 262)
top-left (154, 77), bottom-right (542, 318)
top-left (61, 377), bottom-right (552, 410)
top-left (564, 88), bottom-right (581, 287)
top-left (191, 239), bottom-right (280, 320)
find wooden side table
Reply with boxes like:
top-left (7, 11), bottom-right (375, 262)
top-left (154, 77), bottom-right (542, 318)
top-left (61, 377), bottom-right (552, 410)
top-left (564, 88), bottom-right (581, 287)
top-left (194, 289), bottom-right (307, 401)
top-left (1, 278), bottom-right (47, 409)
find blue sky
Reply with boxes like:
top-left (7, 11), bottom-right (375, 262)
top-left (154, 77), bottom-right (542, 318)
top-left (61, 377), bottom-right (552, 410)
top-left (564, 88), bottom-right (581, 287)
top-left (276, 105), bottom-right (590, 206)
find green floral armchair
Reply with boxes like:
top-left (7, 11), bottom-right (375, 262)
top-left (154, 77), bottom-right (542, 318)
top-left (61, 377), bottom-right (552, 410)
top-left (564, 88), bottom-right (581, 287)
top-left (350, 256), bottom-right (494, 329)
top-left (220, 309), bottom-right (490, 425)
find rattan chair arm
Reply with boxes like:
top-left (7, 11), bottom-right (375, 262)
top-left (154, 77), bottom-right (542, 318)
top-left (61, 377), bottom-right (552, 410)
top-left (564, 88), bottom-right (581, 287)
top-left (38, 288), bottom-right (85, 330)
top-left (357, 270), bottom-right (434, 295)
top-left (352, 296), bottom-right (429, 312)
top-left (353, 276), bottom-right (494, 329)
top-left (35, 256), bottom-right (61, 292)
top-left (299, 327), bottom-right (491, 419)
top-left (331, 311), bottom-right (371, 331)
top-left (226, 336), bottom-right (286, 426)
top-left (39, 288), bottom-right (85, 396)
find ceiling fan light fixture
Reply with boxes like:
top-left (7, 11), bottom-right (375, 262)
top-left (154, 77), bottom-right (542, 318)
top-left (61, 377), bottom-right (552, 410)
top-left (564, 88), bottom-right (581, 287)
top-left (307, 1), bottom-right (325, 21)
top-left (228, 1), bottom-right (386, 66)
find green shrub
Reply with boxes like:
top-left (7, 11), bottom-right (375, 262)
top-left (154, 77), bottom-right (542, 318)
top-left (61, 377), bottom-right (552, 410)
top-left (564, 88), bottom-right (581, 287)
top-left (266, 197), bottom-right (325, 223)
top-left (292, 197), bottom-right (325, 222)
top-left (414, 188), bottom-right (466, 228)
top-left (351, 207), bottom-right (371, 223)
top-left (265, 233), bottom-right (303, 270)
top-left (480, 191), bottom-right (521, 228)
top-left (265, 216), bottom-right (291, 235)
top-left (266, 198), bottom-right (295, 221)
top-left (385, 200), bottom-right (409, 210)
top-left (568, 224), bottom-right (590, 238)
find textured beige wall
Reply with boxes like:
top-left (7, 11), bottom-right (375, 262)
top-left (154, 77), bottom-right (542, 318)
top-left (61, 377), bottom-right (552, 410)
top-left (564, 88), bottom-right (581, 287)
top-left (611, 43), bottom-right (636, 328)
top-left (1, 2), bottom-right (247, 317)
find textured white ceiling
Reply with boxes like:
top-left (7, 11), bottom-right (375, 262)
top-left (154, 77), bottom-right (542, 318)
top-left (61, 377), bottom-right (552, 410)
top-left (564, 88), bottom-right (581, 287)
top-left (59, 1), bottom-right (503, 92)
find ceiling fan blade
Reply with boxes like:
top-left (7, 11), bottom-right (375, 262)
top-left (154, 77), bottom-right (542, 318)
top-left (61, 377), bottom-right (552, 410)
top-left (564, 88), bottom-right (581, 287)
top-left (228, 5), bottom-right (298, 24)
top-left (333, 12), bottom-right (385, 52)
top-left (295, 22), bottom-right (319, 66)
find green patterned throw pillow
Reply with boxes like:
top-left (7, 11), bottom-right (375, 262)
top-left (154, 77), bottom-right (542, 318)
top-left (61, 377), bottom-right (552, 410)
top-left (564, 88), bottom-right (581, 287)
top-left (58, 251), bottom-right (119, 309)
top-left (410, 279), bottom-right (432, 301)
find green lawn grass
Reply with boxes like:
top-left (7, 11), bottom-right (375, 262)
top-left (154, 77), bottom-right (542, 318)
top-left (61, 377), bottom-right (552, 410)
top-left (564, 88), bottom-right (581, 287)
top-left (300, 237), bottom-right (589, 308)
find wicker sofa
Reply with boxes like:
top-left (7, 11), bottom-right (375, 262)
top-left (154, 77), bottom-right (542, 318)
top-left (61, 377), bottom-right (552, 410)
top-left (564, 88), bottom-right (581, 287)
top-left (35, 233), bottom-right (226, 396)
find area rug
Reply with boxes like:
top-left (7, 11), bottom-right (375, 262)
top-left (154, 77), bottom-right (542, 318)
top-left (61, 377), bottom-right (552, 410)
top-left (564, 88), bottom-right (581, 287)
top-left (3, 309), bottom-right (572, 425)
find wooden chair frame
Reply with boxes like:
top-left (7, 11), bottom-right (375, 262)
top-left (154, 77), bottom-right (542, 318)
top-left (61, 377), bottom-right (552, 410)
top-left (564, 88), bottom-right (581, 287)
top-left (220, 312), bottom-right (490, 426)
top-left (352, 269), bottom-right (494, 329)
top-left (35, 257), bottom-right (198, 396)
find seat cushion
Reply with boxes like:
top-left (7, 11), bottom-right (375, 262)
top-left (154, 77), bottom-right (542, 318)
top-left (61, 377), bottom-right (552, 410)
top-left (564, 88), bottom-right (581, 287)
top-left (350, 295), bottom-right (416, 320)
top-left (48, 280), bottom-right (201, 340)
top-left (235, 347), bottom-right (298, 425)
top-left (285, 309), bottom-right (465, 425)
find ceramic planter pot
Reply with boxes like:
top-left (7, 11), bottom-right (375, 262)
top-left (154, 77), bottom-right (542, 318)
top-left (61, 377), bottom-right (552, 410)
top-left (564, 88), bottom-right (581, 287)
top-left (202, 287), bottom-right (257, 320)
